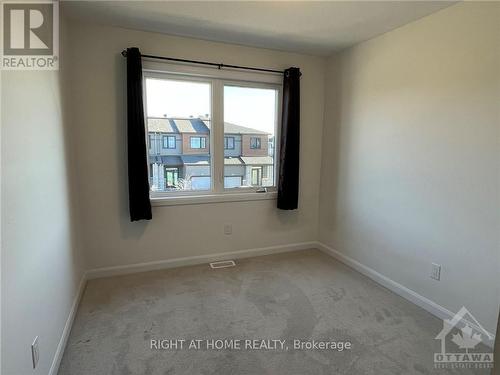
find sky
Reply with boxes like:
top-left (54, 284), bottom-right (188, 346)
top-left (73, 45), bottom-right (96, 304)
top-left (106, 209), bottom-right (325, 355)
top-left (146, 78), bottom-right (276, 134)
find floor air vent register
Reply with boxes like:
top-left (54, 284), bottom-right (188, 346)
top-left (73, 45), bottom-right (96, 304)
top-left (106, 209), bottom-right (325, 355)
top-left (209, 260), bottom-right (236, 269)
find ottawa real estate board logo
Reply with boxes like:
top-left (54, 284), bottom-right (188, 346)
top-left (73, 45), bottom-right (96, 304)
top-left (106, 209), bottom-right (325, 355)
top-left (1, 1), bottom-right (59, 70)
top-left (434, 306), bottom-right (494, 370)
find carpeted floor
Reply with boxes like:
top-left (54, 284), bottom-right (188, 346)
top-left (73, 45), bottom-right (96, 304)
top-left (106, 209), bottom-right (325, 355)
top-left (58, 249), bottom-right (490, 375)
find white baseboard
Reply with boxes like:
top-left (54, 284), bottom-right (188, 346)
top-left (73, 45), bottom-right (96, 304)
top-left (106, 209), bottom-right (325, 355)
top-left (86, 241), bottom-right (317, 280)
top-left (48, 272), bottom-right (87, 375)
top-left (315, 242), bottom-right (454, 320)
top-left (316, 241), bottom-right (495, 347)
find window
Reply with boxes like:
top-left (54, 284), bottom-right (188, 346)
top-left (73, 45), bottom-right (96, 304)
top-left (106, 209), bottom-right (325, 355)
top-left (163, 136), bottom-right (176, 149)
top-left (190, 136), bottom-right (206, 149)
top-left (250, 137), bottom-right (261, 149)
top-left (224, 136), bottom-right (235, 150)
top-left (224, 85), bottom-right (278, 189)
top-left (144, 68), bottom-right (280, 201)
top-left (145, 76), bottom-right (211, 192)
top-left (251, 167), bottom-right (262, 186)
top-left (165, 167), bottom-right (179, 187)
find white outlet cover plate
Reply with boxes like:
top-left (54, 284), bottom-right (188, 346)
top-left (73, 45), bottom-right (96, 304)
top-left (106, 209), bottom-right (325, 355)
top-left (431, 263), bottom-right (441, 280)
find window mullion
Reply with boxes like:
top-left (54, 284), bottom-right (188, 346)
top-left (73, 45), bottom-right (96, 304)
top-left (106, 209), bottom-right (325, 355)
top-left (212, 80), bottom-right (224, 193)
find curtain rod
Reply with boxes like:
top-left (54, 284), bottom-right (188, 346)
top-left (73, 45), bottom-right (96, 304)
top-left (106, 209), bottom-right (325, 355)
top-left (121, 50), bottom-right (284, 75)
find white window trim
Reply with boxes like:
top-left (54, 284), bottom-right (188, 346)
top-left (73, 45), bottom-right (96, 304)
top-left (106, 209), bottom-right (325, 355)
top-left (151, 191), bottom-right (277, 207)
top-left (143, 62), bottom-right (282, 206)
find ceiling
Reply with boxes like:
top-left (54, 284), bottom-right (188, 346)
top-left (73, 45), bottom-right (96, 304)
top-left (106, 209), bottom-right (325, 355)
top-left (63, 1), bottom-right (455, 56)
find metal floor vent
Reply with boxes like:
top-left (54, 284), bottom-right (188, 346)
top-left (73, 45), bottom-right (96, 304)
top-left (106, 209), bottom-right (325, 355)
top-left (209, 260), bottom-right (236, 269)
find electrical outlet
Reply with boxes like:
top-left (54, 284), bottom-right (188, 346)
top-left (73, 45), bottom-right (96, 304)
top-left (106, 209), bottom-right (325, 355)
top-left (431, 263), bottom-right (441, 281)
top-left (224, 224), bottom-right (232, 235)
top-left (31, 336), bottom-right (39, 369)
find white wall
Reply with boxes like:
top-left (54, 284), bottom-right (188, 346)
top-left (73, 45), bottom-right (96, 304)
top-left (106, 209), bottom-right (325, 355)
top-left (63, 19), bottom-right (326, 269)
top-left (1, 66), bottom-right (84, 375)
top-left (319, 2), bottom-right (500, 334)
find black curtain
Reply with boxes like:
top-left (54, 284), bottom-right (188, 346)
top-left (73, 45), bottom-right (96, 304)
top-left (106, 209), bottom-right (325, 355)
top-left (126, 47), bottom-right (152, 221)
top-left (277, 67), bottom-right (301, 210)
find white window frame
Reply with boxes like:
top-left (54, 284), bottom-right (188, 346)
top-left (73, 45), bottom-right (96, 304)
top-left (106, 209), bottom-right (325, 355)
top-left (142, 61), bottom-right (282, 206)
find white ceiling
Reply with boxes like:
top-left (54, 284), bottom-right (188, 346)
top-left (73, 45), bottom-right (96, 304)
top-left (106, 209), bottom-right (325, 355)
top-left (63, 1), bottom-right (455, 56)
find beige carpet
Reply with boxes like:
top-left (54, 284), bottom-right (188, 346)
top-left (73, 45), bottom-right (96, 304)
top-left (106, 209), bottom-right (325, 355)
top-left (58, 249), bottom-right (490, 375)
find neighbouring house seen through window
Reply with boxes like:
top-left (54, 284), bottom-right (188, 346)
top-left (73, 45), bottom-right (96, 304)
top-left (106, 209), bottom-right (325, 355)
top-left (146, 77), bottom-right (211, 192)
top-left (144, 70), bottom-right (280, 196)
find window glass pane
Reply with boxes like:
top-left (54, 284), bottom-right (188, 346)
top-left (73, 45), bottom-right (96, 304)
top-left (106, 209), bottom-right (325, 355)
top-left (223, 85), bottom-right (277, 189)
top-left (163, 136), bottom-right (176, 149)
top-left (190, 137), bottom-right (201, 149)
top-left (145, 77), bottom-right (211, 192)
top-left (225, 137), bottom-right (235, 150)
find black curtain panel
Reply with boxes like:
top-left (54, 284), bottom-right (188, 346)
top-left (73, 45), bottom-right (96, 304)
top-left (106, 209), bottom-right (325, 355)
top-left (126, 47), bottom-right (152, 221)
top-left (277, 67), bottom-right (301, 210)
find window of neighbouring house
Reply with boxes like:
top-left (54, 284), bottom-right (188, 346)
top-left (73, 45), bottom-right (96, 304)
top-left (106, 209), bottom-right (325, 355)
top-left (224, 136), bottom-right (235, 150)
top-left (250, 137), bottom-right (261, 149)
top-left (163, 136), bottom-right (176, 149)
top-left (143, 68), bottom-right (280, 200)
top-left (190, 136), bottom-right (206, 149)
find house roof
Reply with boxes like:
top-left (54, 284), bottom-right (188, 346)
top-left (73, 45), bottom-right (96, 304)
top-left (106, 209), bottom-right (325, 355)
top-left (224, 157), bottom-right (244, 165)
top-left (224, 122), bottom-right (269, 135)
top-left (148, 117), bottom-right (268, 135)
top-left (148, 118), bottom-right (210, 133)
top-left (180, 155), bottom-right (210, 165)
top-left (150, 155), bottom-right (183, 165)
top-left (240, 156), bottom-right (274, 165)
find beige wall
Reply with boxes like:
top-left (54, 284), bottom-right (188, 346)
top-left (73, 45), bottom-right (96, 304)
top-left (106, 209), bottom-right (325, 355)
top-left (319, 2), bottom-right (500, 334)
top-left (1, 18), bottom-right (85, 373)
top-left (64, 19), bottom-right (326, 269)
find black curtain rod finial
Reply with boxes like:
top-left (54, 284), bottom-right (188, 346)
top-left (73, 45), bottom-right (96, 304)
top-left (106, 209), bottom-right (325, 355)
top-left (121, 50), bottom-right (127, 57)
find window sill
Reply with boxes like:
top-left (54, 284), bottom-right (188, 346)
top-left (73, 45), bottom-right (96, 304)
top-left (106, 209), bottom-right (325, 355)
top-left (150, 191), bottom-right (277, 207)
